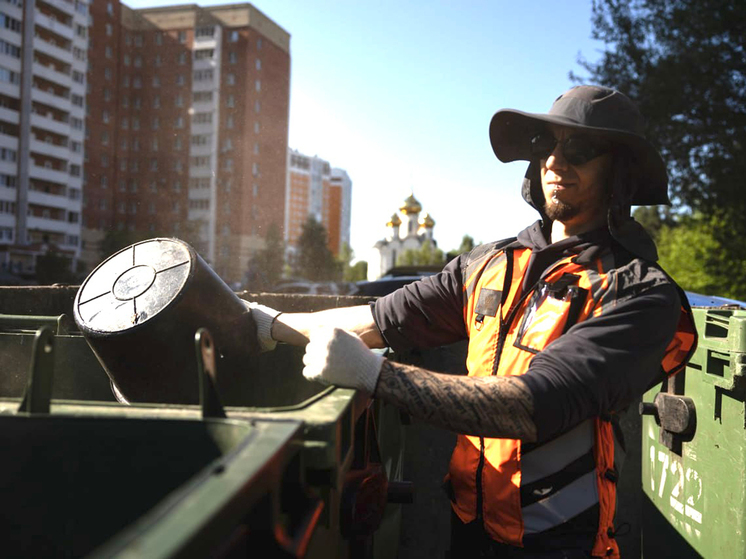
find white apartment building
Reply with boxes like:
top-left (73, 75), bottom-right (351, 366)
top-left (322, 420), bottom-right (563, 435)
top-left (0, 0), bottom-right (87, 277)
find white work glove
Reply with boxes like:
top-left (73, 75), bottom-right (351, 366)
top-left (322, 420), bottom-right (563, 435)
top-left (302, 327), bottom-right (385, 395)
top-left (243, 300), bottom-right (282, 352)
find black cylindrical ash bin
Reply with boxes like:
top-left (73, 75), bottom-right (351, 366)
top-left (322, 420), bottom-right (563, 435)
top-left (73, 238), bottom-right (259, 404)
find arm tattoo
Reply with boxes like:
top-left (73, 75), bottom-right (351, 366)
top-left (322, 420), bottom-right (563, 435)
top-left (375, 360), bottom-right (537, 441)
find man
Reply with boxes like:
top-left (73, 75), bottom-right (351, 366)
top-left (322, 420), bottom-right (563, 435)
top-left (249, 85), bottom-right (696, 557)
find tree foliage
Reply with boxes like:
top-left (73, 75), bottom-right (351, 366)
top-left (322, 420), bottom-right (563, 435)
top-left (447, 235), bottom-right (477, 261)
top-left (656, 212), bottom-right (746, 299)
top-left (338, 243), bottom-right (368, 282)
top-left (578, 0), bottom-right (746, 297)
top-left (35, 249), bottom-right (75, 285)
top-left (396, 240), bottom-right (445, 267)
top-left (577, 0), bottom-right (746, 215)
top-left (293, 217), bottom-right (340, 281)
top-left (245, 223), bottom-right (285, 291)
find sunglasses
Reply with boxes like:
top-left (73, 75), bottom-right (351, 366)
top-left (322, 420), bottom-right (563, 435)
top-left (530, 132), bottom-right (611, 166)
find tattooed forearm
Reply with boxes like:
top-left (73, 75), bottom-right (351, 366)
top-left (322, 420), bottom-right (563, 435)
top-left (375, 360), bottom-right (537, 441)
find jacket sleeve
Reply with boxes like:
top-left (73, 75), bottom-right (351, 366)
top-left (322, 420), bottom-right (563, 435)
top-left (519, 282), bottom-right (681, 443)
top-left (371, 255), bottom-right (467, 351)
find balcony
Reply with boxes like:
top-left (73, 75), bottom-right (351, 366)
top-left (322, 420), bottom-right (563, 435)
top-left (189, 143), bottom-right (213, 156)
top-left (27, 215), bottom-right (78, 235)
top-left (0, 80), bottom-right (20, 100)
top-left (190, 122), bottom-right (214, 135)
top-left (192, 100), bottom-right (216, 113)
top-left (35, 11), bottom-right (74, 42)
top-left (28, 189), bottom-right (71, 210)
top-left (30, 112), bottom-right (70, 136)
top-left (191, 80), bottom-right (216, 93)
top-left (0, 107), bottom-right (20, 126)
top-left (31, 85), bottom-right (71, 110)
top-left (29, 163), bottom-right (69, 185)
top-left (188, 167), bottom-right (213, 179)
top-left (32, 62), bottom-right (73, 89)
top-left (192, 58), bottom-right (217, 71)
top-left (34, 36), bottom-right (72, 63)
top-left (30, 138), bottom-right (69, 161)
top-left (0, 161), bottom-right (18, 177)
top-left (40, 0), bottom-right (76, 17)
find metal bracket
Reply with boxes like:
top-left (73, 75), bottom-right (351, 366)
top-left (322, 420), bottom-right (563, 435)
top-left (17, 325), bottom-right (56, 414)
top-left (195, 327), bottom-right (226, 419)
top-left (640, 371), bottom-right (697, 454)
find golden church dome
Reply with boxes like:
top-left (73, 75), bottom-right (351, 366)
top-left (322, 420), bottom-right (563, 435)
top-left (400, 194), bottom-right (422, 215)
top-left (418, 213), bottom-right (435, 228)
top-left (386, 213), bottom-right (402, 227)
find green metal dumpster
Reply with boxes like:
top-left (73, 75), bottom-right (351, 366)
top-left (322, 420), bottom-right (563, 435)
top-left (641, 304), bottom-right (746, 558)
top-left (0, 287), bottom-right (408, 558)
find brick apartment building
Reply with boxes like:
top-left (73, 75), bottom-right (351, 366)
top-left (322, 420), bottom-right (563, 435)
top-left (285, 148), bottom-right (351, 258)
top-left (0, 0), bottom-right (88, 278)
top-left (83, 1), bottom-right (290, 284)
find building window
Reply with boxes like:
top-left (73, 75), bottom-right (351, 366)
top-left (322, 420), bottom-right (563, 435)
top-left (173, 137), bottom-right (182, 150)
top-left (150, 159), bottom-right (158, 171)
top-left (178, 52), bottom-right (186, 65)
top-left (174, 117), bottom-right (184, 129)
top-left (133, 97), bottom-right (141, 109)
top-left (134, 35), bottom-right (143, 47)
top-left (176, 74), bottom-right (185, 86)
top-left (255, 100), bottom-right (260, 113)
top-left (134, 55), bottom-right (142, 68)
top-left (175, 94), bottom-right (183, 107)
top-left (155, 32), bottom-right (163, 46)
top-left (152, 76), bottom-right (160, 87)
top-left (148, 202), bottom-right (155, 214)
top-left (196, 26), bottom-right (215, 38)
top-left (254, 121), bottom-right (260, 134)
top-left (226, 95), bottom-right (235, 108)
top-left (173, 180), bottom-right (181, 192)
top-left (100, 176), bottom-right (108, 189)
top-left (132, 117), bottom-right (140, 130)
top-left (255, 80), bottom-right (261, 92)
top-left (105, 46), bottom-right (113, 58)
top-left (229, 52), bottom-right (237, 64)
top-left (229, 30), bottom-right (239, 42)
top-left (226, 73), bottom-right (236, 85)
top-left (149, 180), bottom-right (157, 192)
top-left (226, 116), bottom-right (234, 129)
top-left (154, 54), bottom-right (162, 67)
top-left (102, 110), bottom-right (110, 123)
top-left (256, 59), bottom-right (261, 70)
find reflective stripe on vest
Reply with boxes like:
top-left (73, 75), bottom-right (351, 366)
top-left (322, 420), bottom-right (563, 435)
top-left (450, 245), bottom-right (693, 557)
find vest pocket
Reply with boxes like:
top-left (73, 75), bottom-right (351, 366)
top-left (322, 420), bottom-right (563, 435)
top-left (514, 277), bottom-right (588, 354)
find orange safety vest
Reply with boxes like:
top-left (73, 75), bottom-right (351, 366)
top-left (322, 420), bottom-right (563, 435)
top-left (448, 243), bottom-right (696, 558)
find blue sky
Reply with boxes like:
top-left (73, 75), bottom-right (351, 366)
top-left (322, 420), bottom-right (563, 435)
top-left (126, 0), bottom-right (606, 263)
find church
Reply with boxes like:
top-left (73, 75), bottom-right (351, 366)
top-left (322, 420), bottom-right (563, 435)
top-left (368, 194), bottom-right (437, 280)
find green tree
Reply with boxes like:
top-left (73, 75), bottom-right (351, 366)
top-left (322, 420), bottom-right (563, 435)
top-left (397, 240), bottom-right (445, 267)
top-left (578, 0), bottom-right (746, 296)
top-left (657, 212), bottom-right (746, 299)
top-left (35, 248), bottom-right (75, 285)
top-left (447, 234), bottom-right (476, 260)
top-left (338, 243), bottom-right (368, 282)
top-left (293, 217), bottom-right (339, 281)
top-left (246, 223), bottom-right (285, 291)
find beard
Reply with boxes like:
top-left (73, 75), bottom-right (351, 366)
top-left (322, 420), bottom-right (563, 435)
top-left (544, 197), bottom-right (580, 222)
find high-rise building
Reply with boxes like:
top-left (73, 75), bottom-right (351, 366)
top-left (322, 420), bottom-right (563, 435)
top-left (285, 148), bottom-right (351, 257)
top-left (0, 0), bottom-right (88, 278)
top-left (82, 2), bottom-right (290, 284)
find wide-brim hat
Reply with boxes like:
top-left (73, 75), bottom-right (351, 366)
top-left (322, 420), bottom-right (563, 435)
top-left (489, 85), bottom-right (670, 206)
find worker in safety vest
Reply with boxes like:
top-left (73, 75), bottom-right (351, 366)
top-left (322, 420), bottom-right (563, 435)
top-left (247, 85), bottom-right (697, 558)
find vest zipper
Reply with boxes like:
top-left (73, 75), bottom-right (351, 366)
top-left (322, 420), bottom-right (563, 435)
top-left (475, 250), bottom-right (565, 523)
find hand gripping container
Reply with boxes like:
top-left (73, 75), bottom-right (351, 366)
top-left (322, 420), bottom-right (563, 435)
top-left (641, 303), bottom-right (746, 558)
